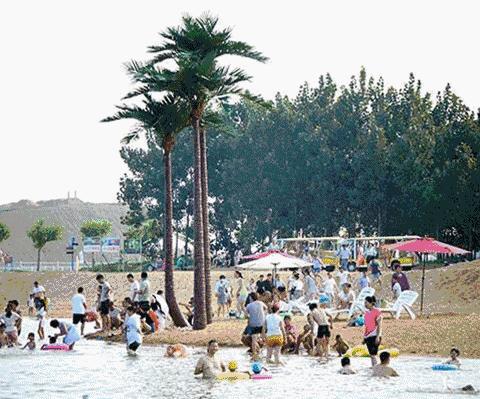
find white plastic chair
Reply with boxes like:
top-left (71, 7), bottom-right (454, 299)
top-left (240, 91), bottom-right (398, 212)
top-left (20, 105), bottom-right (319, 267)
top-left (328, 287), bottom-right (375, 319)
top-left (379, 290), bottom-right (418, 320)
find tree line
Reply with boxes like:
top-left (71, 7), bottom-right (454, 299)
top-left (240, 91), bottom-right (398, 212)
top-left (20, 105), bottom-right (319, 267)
top-left (119, 71), bottom-right (480, 258)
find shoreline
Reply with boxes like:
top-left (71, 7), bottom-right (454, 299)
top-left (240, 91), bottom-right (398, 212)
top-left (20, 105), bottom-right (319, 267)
top-left (85, 313), bottom-right (480, 358)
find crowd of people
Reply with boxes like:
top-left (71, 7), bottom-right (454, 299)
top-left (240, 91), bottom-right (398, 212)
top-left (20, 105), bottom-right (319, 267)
top-left (0, 265), bottom-right (471, 389)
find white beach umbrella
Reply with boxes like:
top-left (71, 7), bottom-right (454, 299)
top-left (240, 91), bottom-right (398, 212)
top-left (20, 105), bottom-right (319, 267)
top-left (237, 252), bottom-right (312, 271)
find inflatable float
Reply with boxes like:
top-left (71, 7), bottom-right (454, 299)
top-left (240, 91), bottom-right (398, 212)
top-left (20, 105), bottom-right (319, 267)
top-left (346, 345), bottom-right (399, 358)
top-left (216, 372), bottom-right (250, 381)
top-left (40, 344), bottom-right (71, 351)
top-left (251, 374), bottom-right (272, 380)
top-left (432, 364), bottom-right (458, 371)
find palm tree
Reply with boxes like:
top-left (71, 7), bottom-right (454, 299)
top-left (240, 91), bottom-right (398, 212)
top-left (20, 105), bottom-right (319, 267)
top-left (144, 13), bottom-right (268, 327)
top-left (102, 94), bottom-right (190, 328)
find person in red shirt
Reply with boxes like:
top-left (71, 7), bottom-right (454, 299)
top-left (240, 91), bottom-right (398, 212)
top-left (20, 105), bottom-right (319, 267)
top-left (363, 295), bottom-right (383, 367)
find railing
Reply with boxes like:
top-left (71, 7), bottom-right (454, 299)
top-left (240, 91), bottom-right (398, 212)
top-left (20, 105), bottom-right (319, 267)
top-left (2, 262), bottom-right (73, 272)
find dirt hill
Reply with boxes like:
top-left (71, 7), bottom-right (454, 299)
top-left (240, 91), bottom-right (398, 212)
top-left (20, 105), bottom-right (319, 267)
top-left (0, 198), bottom-right (127, 262)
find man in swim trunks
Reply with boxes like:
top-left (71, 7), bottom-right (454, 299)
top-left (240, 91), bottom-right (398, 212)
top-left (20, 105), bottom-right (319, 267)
top-left (245, 292), bottom-right (267, 360)
top-left (194, 340), bottom-right (226, 379)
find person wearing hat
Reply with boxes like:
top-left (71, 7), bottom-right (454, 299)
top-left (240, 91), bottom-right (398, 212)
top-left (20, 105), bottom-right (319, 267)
top-left (262, 303), bottom-right (286, 365)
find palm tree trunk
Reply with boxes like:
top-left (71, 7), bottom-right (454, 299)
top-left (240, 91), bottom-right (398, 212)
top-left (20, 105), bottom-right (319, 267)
top-left (36, 248), bottom-right (41, 272)
top-left (175, 219), bottom-right (179, 260)
top-left (192, 117), bottom-right (207, 330)
top-left (199, 126), bottom-right (213, 324)
top-left (184, 211), bottom-right (190, 259)
top-left (164, 144), bottom-right (188, 327)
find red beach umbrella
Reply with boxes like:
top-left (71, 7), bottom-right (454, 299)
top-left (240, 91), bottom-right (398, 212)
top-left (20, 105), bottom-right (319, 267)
top-left (386, 237), bottom-right (469, 313)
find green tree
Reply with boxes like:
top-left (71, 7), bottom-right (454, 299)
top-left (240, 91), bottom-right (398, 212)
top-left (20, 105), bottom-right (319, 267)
top-left (103, 94), bottom-right (190, 327)
top-left (27, 219), bottom-right (63, 271)
top-left (0, 222), bottom-right (10, 243)
top-left (80, 219), bottom-right (112, 266)
top-left (80, 219), bottom-right (112, 238)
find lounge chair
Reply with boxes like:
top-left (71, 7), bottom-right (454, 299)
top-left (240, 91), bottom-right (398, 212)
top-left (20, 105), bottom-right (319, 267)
top-left (328, 287), bottom-right (376, 319)
top-left (379, 290), bottom-right (418, 320)
top-left (288, 296), bottom-right (310, 315)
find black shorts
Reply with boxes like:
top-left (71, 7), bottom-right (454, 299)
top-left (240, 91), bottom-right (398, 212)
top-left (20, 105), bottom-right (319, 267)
top-left (99, 300), bottom-right (110, 316)
top-left (317, 325), bottom-right (331, 339)
top-left (364, 336), bottom-right (380, 355)
top-left (72, 314), bottom-right (86, 324)
top-left (245, 326), bottom-right (263, 336)
top-left (128, 342), bottom-right (140, 351)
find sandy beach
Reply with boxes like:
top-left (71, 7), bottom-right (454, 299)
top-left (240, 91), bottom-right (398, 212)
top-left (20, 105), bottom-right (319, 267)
top-left (1, 260), bottom-right (479, 357)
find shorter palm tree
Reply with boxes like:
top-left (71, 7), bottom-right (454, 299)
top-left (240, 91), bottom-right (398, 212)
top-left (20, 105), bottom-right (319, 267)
top-left (103, 94), bottom-right (190, 327)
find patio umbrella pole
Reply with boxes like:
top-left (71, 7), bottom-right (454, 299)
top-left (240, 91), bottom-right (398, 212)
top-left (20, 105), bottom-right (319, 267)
top-left (420, 253), bottom-right (426, 314)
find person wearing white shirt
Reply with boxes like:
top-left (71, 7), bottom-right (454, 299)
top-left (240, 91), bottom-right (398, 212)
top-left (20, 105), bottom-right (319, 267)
top-left (392, 278), bottom-right (402, 300)
top-left (32, 281), bottom-right (46, 308)
top-left (71, 287), bottom-right (87, 335)
top-left (124, 306), bottom-right (142, 354)
top-left (291, 274), bottom-right (304, 300)
top-left (304, 271), bottom-right (318, 301)
top-left (337, 283), bottom-right (356, 309)
top-left (323, 272), bottom-right (338, 302)
top-left (337, 270), bottom-right (350, 287)
top-left (336, 245), bottom-right (351, 271)
top-left (127, 273), bottom-right (140, 302)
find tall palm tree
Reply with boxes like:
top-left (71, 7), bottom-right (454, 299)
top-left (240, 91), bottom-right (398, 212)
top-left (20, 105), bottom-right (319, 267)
top-left (102, 94), bottom-right (190, 328)
top-left (145, 14), bottom-right (268, 327)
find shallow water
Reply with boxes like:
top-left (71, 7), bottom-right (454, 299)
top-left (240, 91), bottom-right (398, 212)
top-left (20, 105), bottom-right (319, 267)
top-left (1, 320), bottom-right (479, 399)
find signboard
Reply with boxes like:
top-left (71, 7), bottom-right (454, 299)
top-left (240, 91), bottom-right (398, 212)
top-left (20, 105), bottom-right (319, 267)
top-left (101, 237), bottom-right (121, 253)
top-left (124, 238), bottom-right (142, 254)
top-left (83, 237), bottom-right (101, 253)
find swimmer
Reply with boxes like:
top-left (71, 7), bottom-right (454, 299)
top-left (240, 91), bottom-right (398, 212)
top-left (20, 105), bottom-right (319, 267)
top-left (332, 334), bottom-right (349, 357)
top-left (194, 340), bottom-right (226, 379)
top-left (22, 332), bottom-right (36, 350)
top-left (165, 344), bottom-right (188, 358)
top-left (372, 351), bottom-right (399, 377)
top-left (444, 347), bottom-right (461, 368)
top-left (339, 356), bottom-right (356, 375)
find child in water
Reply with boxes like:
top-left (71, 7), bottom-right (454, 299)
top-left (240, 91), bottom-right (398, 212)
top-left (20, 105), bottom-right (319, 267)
top-left (332, 334), bottom-right (349, 356)
top-left (22, 332), bottom-right (36, 350)
top-left (444, 347), bottom-right (461, 367)
top-left (372, 351), bottom-right (399, 377)
top-left (339, 356), bottom-right (356, 375)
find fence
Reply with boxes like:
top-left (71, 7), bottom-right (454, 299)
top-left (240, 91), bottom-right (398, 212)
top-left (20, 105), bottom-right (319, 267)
top-left (2, 262), bottom-right (73, 272)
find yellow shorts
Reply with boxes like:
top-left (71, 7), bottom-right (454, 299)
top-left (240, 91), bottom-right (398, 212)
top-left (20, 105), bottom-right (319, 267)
top-left (266, 335), bottom-right (284, 347)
